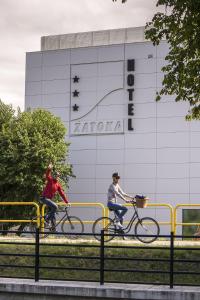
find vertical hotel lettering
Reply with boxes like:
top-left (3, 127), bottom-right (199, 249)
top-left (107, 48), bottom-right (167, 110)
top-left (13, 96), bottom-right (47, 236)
top-left (127, 59), bottom-right (135, 131)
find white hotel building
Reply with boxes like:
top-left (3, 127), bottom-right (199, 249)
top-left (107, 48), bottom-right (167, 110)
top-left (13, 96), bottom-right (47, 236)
top-left (25, 27), bottom-right (200, 234)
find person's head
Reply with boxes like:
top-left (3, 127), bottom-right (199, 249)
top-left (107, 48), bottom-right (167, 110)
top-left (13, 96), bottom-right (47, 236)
top-left (112, 172), bottom-right (120, 184)
top-left (52, 170), bottom-right (60, 180)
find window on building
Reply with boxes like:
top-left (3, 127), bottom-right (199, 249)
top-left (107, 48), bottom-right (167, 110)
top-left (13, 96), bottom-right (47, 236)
top-left (182, 209), bottom-right (200, 237)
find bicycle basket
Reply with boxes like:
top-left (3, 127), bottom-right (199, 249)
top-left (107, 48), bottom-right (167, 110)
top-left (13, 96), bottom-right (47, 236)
top-left (135, 196), bottom-right (148, 208)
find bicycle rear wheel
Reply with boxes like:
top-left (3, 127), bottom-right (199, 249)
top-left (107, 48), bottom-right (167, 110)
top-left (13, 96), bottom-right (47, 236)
top-left (21, 218), bottom-right (38, 238)
top-left (92, 217), bottom-right (116, 242)
top-left (135, 217), bottom-right (160, 243)
top-left (23, 218), bottom-right (50, 239)
top-left (61, 216), bottom-right (84, 239)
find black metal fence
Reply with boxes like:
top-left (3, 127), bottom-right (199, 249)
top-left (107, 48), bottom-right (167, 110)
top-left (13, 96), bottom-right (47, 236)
top-left (0, 229), bottom-right (200, 288)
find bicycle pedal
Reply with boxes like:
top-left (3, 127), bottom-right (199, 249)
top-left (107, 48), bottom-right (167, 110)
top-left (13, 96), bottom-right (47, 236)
top-left (50, 227), bottom-right (57, 232)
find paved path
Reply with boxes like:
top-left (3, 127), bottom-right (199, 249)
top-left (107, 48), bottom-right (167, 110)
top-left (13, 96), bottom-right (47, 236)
top-left (0, 277), bottom-right (200, 300)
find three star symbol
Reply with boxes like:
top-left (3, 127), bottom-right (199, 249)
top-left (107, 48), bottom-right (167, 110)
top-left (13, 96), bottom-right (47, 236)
top-left (72, 104), bottom-right (79, 111)
top-left (73, 76), bottom-right (80, 83)
top-left (72, 90), bottom-right (79, 97)
top-left (72, 75), bottom-right (80, 112)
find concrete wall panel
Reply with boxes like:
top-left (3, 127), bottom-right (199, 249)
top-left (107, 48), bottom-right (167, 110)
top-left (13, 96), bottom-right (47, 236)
top-left (98, 45), bottom-right (124, 62)
top-left (42, 50), bottom-right (70, 66)
top-left (26, 52), bottom-right (42, 67)
top-left (42, 65), bottom-right (70, 80)
top-left (26, 67), bottom-right (42, 82)
top-left (125, 42), bottom-right (156, 59)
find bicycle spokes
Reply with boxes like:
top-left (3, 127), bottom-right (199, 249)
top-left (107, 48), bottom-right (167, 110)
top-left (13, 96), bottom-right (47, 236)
top-left (135, 217), bottom-right (160, 243)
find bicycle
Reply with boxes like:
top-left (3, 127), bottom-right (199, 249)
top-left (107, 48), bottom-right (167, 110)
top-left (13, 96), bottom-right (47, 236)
top-left (92, 199), bottom-right (160, 243)
top-left (23, 205), bottom-right (84, 239)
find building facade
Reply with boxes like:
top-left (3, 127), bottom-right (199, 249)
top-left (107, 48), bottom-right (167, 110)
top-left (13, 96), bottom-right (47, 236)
top-left (25, 27), bottom-right (200, 233)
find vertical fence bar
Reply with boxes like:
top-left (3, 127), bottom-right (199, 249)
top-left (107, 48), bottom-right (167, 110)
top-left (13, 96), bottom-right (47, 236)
top-left (169, 231), bottom-right (174, 288)
top-left (100, 230), bottom-right (105, 285)
top-left (35, 227), bottom-right (40, 282)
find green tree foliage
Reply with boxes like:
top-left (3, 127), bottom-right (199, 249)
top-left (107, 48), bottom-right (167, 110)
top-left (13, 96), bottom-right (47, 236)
top-left (0, 100), bottom-right (73, 230)
top-left (145, 0), bottom-right (200, 120)
top-left (113, 0), bottom-right (200, 120)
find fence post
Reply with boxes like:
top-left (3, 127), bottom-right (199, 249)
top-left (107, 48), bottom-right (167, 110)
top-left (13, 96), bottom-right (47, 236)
top-left (100, 230), bottom-right (105, 285)
top-left (169, 231), bottom-right (174, 289)
top-left (35, 227), bottom-right (40, 282)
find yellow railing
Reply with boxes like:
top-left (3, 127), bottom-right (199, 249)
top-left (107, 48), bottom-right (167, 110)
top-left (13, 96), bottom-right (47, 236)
top-left (0, 202), bottom-right (40, 228)
top-left (107, 202), bottom-right (174, 232)
top-left (3, 201), bottom-right (200, 236)
top-left (42, 201), bottom-right (107, 225)
top-left (148, 203), bottom-right (174, 232)
top-left (174, 204), bottom-right (200, 235)
top-left (0, 202), bottom-right (107, 231)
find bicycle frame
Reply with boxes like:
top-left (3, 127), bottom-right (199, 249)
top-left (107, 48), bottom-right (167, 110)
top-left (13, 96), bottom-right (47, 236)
top-left (112, 203), bottom-right (140, 233)
top-left (53, 209), bottom-right (70, 228)
top-left (39, 208), bottom-right (70, 229)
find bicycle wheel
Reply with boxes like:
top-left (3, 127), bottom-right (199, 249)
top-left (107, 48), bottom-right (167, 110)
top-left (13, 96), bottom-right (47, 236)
top-left (61, 216), bottom-right (84, 239)
top-left (135, 217), bottom-right (160, 243)
top-left (25, 217), bottom-right (51, 239)
top-left (21, 218), bottom-right (37, 238)
top-left (92, 217), bottom-right (116, 242)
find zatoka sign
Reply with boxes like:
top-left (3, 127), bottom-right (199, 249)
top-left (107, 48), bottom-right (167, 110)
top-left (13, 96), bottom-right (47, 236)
top-left (70, 59), bottom-right (135, 136)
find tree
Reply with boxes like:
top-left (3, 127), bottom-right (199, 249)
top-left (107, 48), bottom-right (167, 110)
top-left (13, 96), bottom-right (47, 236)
top-left (113, 0), bottom-right (200, 120)
top-left (0, 100), bottom-right (73, 231)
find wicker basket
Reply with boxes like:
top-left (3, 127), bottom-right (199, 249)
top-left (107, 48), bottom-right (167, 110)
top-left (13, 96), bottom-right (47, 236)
top-left (135, 197), bottom-right (148, 208)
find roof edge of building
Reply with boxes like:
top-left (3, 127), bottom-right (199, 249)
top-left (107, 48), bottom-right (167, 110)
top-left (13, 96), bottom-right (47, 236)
top-left (41, 26), bottom-right (147, 51)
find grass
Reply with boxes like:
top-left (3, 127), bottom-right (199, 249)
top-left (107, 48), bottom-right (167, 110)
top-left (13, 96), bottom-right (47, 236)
top-left (0, 237), bottom-right (200, 286)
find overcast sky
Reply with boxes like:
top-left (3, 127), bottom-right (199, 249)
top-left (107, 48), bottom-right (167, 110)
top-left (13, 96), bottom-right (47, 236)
top-left (0, 0), bottom-right (161, 110)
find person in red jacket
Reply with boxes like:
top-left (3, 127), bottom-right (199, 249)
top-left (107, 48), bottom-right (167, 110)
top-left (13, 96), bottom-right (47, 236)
top-left (40, 163), bottom-right (69, 230)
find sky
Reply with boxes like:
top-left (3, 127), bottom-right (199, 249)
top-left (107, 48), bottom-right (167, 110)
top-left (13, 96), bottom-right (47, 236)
top-left (0, 0), bottom-right (161, 111)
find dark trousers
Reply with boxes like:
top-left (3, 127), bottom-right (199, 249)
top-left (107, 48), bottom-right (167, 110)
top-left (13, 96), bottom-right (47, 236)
top-left (40, 197), bottom-right (58, 226)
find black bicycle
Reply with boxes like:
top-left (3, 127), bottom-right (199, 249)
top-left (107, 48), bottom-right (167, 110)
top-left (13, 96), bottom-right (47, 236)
top-left (24, 205), bottom-right (84, 239)
top-left (92, 200), bottom-right (160, 243)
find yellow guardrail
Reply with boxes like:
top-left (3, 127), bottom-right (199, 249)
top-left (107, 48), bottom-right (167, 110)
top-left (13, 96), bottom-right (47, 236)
top-left (107, 202), bottom-right (174, 232)
top-left (148, 203), bottom-right (174, 232)
top-left (0, 202), bottom-right (40, 227)
top-left (41, 202), bottom-right (107, 225)
top-left (0, 201), bottom-right (188, 235)
top-left (174, 204), bottom-right (200, 235)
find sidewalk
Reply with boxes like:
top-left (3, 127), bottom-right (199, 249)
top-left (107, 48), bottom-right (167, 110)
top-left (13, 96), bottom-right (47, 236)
top-left (0, 277), bottom-right (200, 300)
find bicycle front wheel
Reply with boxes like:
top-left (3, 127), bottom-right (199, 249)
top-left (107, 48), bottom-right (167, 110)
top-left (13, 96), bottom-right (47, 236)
top-left (61, 216), bottom-right (84, 239)
top-left (135, 217), bottom-right (160, 243)
top-left (92, 217), bottom-right (116, 242)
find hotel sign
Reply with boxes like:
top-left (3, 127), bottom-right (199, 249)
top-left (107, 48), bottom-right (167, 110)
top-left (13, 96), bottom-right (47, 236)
top-left (70, 59), bottom-right (135, 136)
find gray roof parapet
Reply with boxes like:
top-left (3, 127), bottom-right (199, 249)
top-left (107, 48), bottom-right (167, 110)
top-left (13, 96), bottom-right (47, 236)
top-left (41, 26), bottom-right (146, 51)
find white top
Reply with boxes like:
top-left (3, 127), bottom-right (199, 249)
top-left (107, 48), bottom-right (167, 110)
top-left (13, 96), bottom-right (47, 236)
top-left (107, 183), bottom-right (131, 203)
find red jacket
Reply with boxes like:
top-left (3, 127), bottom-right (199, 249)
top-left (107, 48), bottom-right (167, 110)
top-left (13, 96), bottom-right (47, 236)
top-left (42, 168), bottom-right (68, 203)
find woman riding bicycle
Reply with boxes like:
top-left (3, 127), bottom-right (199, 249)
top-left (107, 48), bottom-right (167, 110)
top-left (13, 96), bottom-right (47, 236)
top-left (40, 163), bottom-right (69, 231)
top-left (107, 172), bottom-right (133, 229)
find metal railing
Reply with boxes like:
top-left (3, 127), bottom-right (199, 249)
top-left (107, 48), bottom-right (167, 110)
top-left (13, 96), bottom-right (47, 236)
top-left (1, 201), bottom-right (200, 236)
top-left (1, 229), bottom-right (200, 288)
top-left (120, 202), bottom-right (174, 232)
top-left (0, 202), bottom-right (40, 227)
top-left (0, 202), bottom-right (106, 231)
top-left (47, 201), bottom-right (107, 225)
top-left (174, 204), bottom-right (200, 234)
